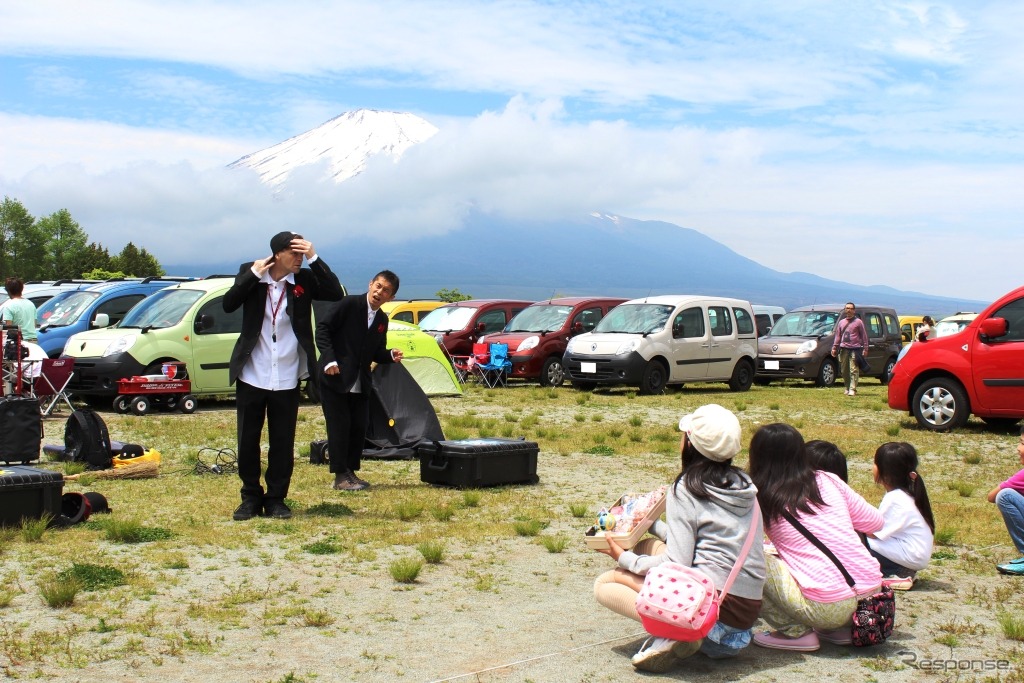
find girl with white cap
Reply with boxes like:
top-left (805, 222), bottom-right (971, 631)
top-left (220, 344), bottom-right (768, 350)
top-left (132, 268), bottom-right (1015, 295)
top-left (593, 404), bottom-right (766, 673)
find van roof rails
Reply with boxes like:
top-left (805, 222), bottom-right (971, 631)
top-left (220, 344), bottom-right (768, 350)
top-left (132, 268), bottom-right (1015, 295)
top-left (202, 274), bottom-right (237, 280)
top-left (51, 278), bottom-right (103, 285)
top-left (140, 276), bottom-right (195, 283)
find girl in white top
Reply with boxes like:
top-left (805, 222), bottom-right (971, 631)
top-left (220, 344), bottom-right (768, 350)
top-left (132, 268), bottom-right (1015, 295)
top-left (866, 442), bottom-right (935, 589)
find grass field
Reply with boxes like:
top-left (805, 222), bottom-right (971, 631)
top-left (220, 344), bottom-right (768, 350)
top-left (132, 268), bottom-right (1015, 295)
top-left (2, 376), bottom-right (1023, 681)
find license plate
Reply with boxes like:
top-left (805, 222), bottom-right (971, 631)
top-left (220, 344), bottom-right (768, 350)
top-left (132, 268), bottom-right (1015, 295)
top-left (581, 362), bottom-right (596, 374)
top-left (764, 360), bottom-right (780, 370)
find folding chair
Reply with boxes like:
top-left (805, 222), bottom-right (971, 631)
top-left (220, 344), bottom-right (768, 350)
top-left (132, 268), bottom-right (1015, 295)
top-left (478, 342), bottom-right (511, 388)
top-left (32, 357), bottom-right (76, 416)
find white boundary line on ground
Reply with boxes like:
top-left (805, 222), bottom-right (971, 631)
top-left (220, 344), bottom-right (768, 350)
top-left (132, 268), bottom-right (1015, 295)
top-left (428, 630), bottom-right (647, 682)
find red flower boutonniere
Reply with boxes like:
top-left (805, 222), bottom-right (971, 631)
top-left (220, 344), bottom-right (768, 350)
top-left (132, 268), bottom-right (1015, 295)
top-left (293, 285), bottom-right (305, 298)
top-left (377, 323), bottom-right (385, 334)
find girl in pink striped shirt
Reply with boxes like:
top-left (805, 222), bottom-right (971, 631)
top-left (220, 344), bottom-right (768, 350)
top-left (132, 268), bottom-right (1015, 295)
top-left (748, 423), bottom-right (883, 652)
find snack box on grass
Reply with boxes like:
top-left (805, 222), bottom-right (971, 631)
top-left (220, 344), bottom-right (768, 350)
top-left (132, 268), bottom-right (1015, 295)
top-left (418, 438), bottom-right (539, 488)
top-left (0, 465), bottom-right (63, 527)
top-left (584, 489), bottom-right (667, 551)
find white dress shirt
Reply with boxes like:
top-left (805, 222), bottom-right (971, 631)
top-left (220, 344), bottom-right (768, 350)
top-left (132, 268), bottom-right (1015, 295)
top-left (238, 270), bottom-right (306, 391)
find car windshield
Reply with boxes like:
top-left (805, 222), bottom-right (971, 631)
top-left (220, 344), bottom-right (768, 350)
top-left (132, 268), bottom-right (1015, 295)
top-left (594, 304), bottom-right (673, 334)
top-left (418, 306), bottom-right (477, 333)
top-left (119, 289), bottom-right (204, 329)
top-left (36, 291), bottom-right (99, 328)
top-left (506, 305), bottom-right (573, 333)
top-left (768, 311), bottom-right (840, 337)
top-left (934, 319), bottom-right (974, 337)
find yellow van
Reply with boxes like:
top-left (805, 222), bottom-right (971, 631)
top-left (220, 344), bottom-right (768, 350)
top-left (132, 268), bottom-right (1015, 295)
top-left (899, 316), bottom-right (926, 347)
top-left (380, 299), bottom-right (444, 325)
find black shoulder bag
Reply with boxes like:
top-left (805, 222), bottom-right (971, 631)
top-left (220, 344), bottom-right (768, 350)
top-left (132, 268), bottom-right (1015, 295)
top-left (780, 510), bottom-right (895, 646)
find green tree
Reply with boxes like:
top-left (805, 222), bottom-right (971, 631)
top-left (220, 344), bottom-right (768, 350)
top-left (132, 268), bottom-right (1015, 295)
top-left (77, 242), bottom-right (114, 277)
top-left (436, 287), bottom-right (472, 302)
top-left (40, 209), bottom-right (89, 279)
top-left (81, 268), bottom-right (126, 281)
top-left (0, 197), bottom-right (39, 278)
top-left (111, 242), bottom-right (164, 277)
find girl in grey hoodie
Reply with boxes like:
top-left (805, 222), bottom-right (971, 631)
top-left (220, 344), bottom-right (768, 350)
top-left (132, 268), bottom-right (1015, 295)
top-left (594, 404), bottom-right (766, 673)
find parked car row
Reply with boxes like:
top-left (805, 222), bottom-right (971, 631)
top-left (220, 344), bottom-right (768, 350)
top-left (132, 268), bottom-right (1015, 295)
top-left (51, 272), bottom-right (1023, 433)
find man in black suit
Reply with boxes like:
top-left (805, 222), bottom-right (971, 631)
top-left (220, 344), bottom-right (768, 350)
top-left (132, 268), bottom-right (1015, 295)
top-left (316, 270), bottom-right (403, 491)
top-left (225, 231), bottom-right (345, 520)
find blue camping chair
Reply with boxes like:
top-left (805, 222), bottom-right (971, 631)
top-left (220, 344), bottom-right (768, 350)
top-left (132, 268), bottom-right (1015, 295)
top-left (478, 342), bottom-right (511, 388)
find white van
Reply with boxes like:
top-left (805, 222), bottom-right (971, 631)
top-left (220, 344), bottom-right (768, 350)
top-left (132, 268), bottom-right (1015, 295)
top-left (752, 304), bottom-right (786, 336)
top-left (562, 295), bottom-right (758, 394)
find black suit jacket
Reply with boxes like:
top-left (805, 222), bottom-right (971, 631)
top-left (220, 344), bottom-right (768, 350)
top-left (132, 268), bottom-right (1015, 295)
top-left (224, 257), bottom-right (345, 388)
top-left (316, 293), bottom-right (394, 393)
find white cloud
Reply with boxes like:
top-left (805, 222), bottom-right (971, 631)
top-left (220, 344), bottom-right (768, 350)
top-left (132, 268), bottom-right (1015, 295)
top-left (2, 99), bottom-right (1020, 301)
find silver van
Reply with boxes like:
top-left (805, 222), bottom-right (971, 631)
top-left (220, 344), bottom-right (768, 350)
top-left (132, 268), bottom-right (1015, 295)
top-left (562, 295), bottom-right (758, 394)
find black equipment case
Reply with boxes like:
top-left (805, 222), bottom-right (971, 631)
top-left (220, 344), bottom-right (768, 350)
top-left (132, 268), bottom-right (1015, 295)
top-left (418, 438), bottom-right (539, 488)
top-left (0, 465), bottom-right (63, 526)
top-left (0, 396), bottom-right (42, 464)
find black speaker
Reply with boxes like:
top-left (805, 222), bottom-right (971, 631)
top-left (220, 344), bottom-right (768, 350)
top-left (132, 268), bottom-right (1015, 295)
top-left (309, 439), bottom-right (329, 465)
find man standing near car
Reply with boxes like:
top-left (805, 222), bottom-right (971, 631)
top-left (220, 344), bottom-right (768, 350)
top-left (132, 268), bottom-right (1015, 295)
top-left (831, 302), bottom-right (869, 397)
top-left (317, 270), bottom-right (403, 491)
top-left (225, 232), bottom-right (344, 520)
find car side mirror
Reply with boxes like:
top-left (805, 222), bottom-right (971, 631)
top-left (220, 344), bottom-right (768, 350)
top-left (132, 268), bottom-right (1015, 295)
top-left (979, 317), bottom-right (1008, 340)
top-left (673, 325), bottom-right (685, 339)
top-left (477, 322), bottom-right (486, 333)
top-left (195, 314), bottom-right (215, 334)
top-left (572, 321), bottom-right (584, 334)
top-left (92, 313), bottom-right (110, 328)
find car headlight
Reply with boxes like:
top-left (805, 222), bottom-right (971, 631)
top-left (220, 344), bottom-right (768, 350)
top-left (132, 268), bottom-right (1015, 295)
top-left (615, 339), bottom-right (641, 355)
top-left (566, 337), bottom-right (578, 354)
top-left (796, 339), bottom-right (818, 355)
top-left (103, 335), bottom-right (137, 357)
top-left (517, 336), bottom-right (539, 353)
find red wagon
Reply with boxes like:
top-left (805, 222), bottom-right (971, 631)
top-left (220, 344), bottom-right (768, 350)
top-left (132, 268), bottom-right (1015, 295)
top-left (114, 362), bottom-right (197, 415)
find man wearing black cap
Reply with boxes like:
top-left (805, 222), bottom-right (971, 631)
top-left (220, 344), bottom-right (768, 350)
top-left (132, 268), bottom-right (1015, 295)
top-left (224, 232), bottom-right (345, 520)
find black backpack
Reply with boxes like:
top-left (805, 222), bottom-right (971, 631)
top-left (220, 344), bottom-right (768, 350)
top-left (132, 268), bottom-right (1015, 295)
top-left (64, 409), bottom-right (113, 470)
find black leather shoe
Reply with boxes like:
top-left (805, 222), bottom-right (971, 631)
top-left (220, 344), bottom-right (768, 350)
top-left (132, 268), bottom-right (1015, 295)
top-left (233, 499), bottom-right (262, 521)
top-left (263, 500), bottom-right (293, 519)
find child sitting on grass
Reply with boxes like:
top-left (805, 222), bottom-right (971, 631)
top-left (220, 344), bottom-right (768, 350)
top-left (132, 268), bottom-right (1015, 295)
top-left (805, 440), bottom-right (848, 483)
top-left (986, 427), bottom-right (1024, 576)
top-left (593, 404), bottom-right (765, 672)
top-left (865, 442), bottom-right (934, 590)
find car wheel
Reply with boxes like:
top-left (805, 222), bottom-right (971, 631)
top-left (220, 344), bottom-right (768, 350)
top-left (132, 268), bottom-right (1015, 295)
top-left (165, 395), bottom-right (179, 410)
top-left (180, 394), bottom-right (198, 414)
top-left (880, 356), bottom-right (897, 385)
top-left (112, 395), bottom-right (130, 414)
top-left (639, 360), bottom-right (667, 395)
top-left (539, 356), bottom-right (565, 387)
top-left (912, 378), bottom-right (969, 431)
top-left (728, 360), bottom-right (754, 392)
top-left (815, 359), bottom-right (837, 387)
top-left (130, 395), bottom-right (150, 416)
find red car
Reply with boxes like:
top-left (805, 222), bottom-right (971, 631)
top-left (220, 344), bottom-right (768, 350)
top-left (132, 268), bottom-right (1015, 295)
top-left (888, 285), bottom-right (1024, 431)
top-left (483, 297), bottom-right (627, 386)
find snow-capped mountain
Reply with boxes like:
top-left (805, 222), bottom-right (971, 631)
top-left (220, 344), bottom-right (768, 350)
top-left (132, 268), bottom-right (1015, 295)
top-left (229, 109), bottom-right (437, 185)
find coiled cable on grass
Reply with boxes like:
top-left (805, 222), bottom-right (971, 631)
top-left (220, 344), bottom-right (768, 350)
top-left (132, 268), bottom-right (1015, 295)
top-left (192, 447), bottom-right (238, 475)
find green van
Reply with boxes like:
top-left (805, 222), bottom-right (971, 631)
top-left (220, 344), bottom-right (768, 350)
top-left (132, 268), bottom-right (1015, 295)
top-left (62, 278), bottom-right (242, 406)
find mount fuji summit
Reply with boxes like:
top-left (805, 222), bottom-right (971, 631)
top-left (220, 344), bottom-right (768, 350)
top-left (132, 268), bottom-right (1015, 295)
top-left (228, 109), bottom-right (438, 185)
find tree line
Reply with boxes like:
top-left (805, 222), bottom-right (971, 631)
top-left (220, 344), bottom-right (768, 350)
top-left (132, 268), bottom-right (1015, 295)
top-left (0, 196), bottom-right (164, 281)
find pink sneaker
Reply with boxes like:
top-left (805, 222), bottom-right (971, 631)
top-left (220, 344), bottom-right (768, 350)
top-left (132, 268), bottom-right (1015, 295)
top-left (881, 575), bottom-right (914, 590)
top-left (753, 630), bottom-right (820, 652)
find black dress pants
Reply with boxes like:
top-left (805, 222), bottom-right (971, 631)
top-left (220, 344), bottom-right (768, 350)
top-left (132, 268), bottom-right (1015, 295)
top-left (235, 380), bottom-right (300, 503)
top-left (320, 385), bottom-right (369, 474)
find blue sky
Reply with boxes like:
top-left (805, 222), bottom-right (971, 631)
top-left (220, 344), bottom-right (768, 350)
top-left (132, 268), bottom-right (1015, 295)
top-left (1, 1), bottom-right (1021, 302)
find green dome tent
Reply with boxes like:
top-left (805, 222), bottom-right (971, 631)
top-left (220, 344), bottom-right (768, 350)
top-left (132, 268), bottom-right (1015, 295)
top-left (385, 320), bottom-right (462, 396)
